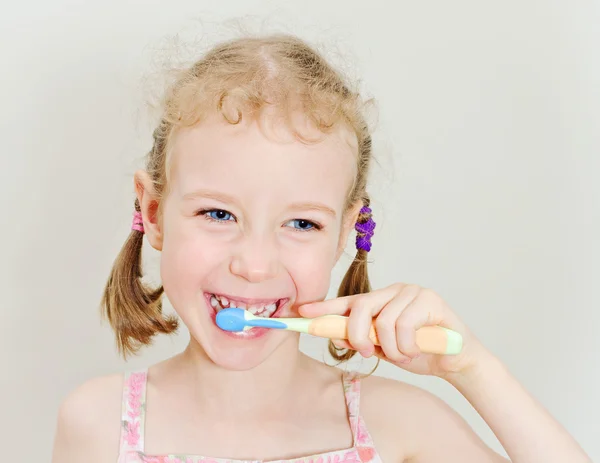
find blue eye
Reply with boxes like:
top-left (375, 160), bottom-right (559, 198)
top-left (285, 219), bottom-right (320, 231)
top-left (199, 209), bottom-right (235, 222)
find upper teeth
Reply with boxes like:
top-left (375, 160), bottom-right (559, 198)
top-left (210, 294), bottom-right (278, 318)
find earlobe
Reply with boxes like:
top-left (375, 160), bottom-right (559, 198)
top-left (133, 170), bottom-right (163, 251)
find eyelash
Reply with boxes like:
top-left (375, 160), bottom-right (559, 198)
top-left (196, 208), bottom-right (323, 232)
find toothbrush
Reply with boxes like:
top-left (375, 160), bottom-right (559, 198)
top-left (215, 307), bottom-right (463, 355)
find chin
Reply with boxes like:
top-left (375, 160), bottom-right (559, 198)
top-left (205, 343), bottom-right (283, 371)
top-left (186, 291), bottom-right (297, 370)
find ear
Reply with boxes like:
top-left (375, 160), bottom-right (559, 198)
top-left (134, 170), bottom-right (163, 251)
top-left (334, 199), bottom-right (363, 264)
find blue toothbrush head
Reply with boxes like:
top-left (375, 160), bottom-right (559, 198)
top-left (215, 307), bottom-right (249, 332)
top-left (215, 307), bottom-right (288, 332)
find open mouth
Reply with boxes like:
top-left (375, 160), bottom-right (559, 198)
top-left (208, 293), bottom-right (285, 318)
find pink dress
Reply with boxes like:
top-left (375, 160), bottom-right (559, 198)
top-left (118, 369), bottom-right (384, 463)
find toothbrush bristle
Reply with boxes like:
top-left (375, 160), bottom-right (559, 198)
top-left (215, 308), bottom-right (249, 332)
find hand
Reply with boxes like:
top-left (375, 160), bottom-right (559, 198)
top-left (298, 282), bottom-right (488, 378)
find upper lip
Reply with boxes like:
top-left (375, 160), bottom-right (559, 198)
top-left (208, 292), bottom-right (287, 305)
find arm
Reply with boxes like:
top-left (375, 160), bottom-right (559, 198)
top-left (442, 350), bottom-right (592, 463)
top-left (300, 284), bottom-right (592, 462)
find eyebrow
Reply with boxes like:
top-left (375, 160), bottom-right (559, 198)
top-left (182, 189), bottom-right (336, 218)
top-left (287, 201), bottom-right (337, 218)
top-left (182, 189), bottom-right (239, 204)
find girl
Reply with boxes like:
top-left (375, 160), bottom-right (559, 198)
top-left (51, 34), bottom-right (591, 463)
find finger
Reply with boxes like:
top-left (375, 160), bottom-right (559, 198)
top-left (298, 283), bottom-right (407, 318)
top-left (396, 289), bottom-right (445, 357)
top-left (298, 294), bottom-right (357, 317)
top-left (375, 306), bottom-right (413, 364)
top-left (372, 346), bottom-right (420, 372)
top-left (347, 305), bottom-right (376, 357)
top-left (331, 339), bottom-right (352, 350)
top-left (374, 285), bottom-right (421, 363)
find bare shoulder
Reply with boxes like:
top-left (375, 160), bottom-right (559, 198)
top-left (359, 374), bottom-right (508, 463)
top-left (51, 373), bottom-right (124, 463)
top-left (360, 373), bottom-right (461, 428)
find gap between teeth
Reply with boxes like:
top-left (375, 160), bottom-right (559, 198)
top-left (210, 295), bottom-right (277, 317)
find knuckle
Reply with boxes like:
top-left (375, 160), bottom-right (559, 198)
top-left (405, 284), bottom-right (423, 297)
top-left (347, 331), bottom-right (371, 351)
top-left (421, 287), bottom-right (440, 301)
top-left (353, 304), bottom-right (369, 313)
top-left (391, 282), bottom-right (406, 292)
top-left (396, 338), bottom-right (414, 354)
top-left (380, 342), bottom-right (404, 361)
top-left (395, 317), bottom-right (412, 333)
top-left (375, 314), bottom-right (392, 332)
top-left (398, 339), bottom-right (417, 354)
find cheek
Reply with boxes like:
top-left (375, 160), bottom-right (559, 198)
top-left (159, 227), bottom-right (229, 300)
top-left (283, 235), bottom-right (338, 305)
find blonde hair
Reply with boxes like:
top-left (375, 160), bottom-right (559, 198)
top-left (102, 34), bottom-right (376, 359)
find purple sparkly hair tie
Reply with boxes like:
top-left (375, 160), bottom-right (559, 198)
top-left (355, 206), bottom-right (376, 252)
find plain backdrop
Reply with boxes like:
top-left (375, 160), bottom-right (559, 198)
top-left (1, 0), bottom-right (598, 460)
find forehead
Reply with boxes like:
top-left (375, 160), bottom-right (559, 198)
top-left (169, 113), bottom-right (358, 208)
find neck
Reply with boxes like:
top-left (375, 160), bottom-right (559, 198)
top-left (173, 335), bottom-right (313, 419)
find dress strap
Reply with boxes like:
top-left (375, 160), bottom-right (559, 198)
top-left (119, 369), bottom-right (148, 453)
top-left (342, 370), bottom-right (376, 448)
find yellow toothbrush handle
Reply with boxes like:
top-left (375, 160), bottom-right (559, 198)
top-left (307, 315), bottom-right (463, 355)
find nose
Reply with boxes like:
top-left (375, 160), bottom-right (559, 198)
top-left (229, 233), bottom-right (280, 283)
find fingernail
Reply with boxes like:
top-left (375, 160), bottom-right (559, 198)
top-left (360, 349), bottom-right (373, 358)
top-left (400, 357), bottom-right (412, 364)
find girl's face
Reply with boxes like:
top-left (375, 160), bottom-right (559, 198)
top-left (149, 113), bottom-right (360, 370)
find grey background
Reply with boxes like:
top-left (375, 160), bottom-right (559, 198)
top-left (1, 1), bottom-right (598, 460)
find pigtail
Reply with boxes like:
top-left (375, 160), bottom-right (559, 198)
top-left (101, 199), bottom-right (178, 358)
top-left (329, 197), bottom-right (373, 362)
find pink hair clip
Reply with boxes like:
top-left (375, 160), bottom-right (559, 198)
top-left (132, 211), bottom-right (144, 233)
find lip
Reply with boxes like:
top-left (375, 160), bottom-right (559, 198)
top-left (203, 292), bottom-right (290, 340)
